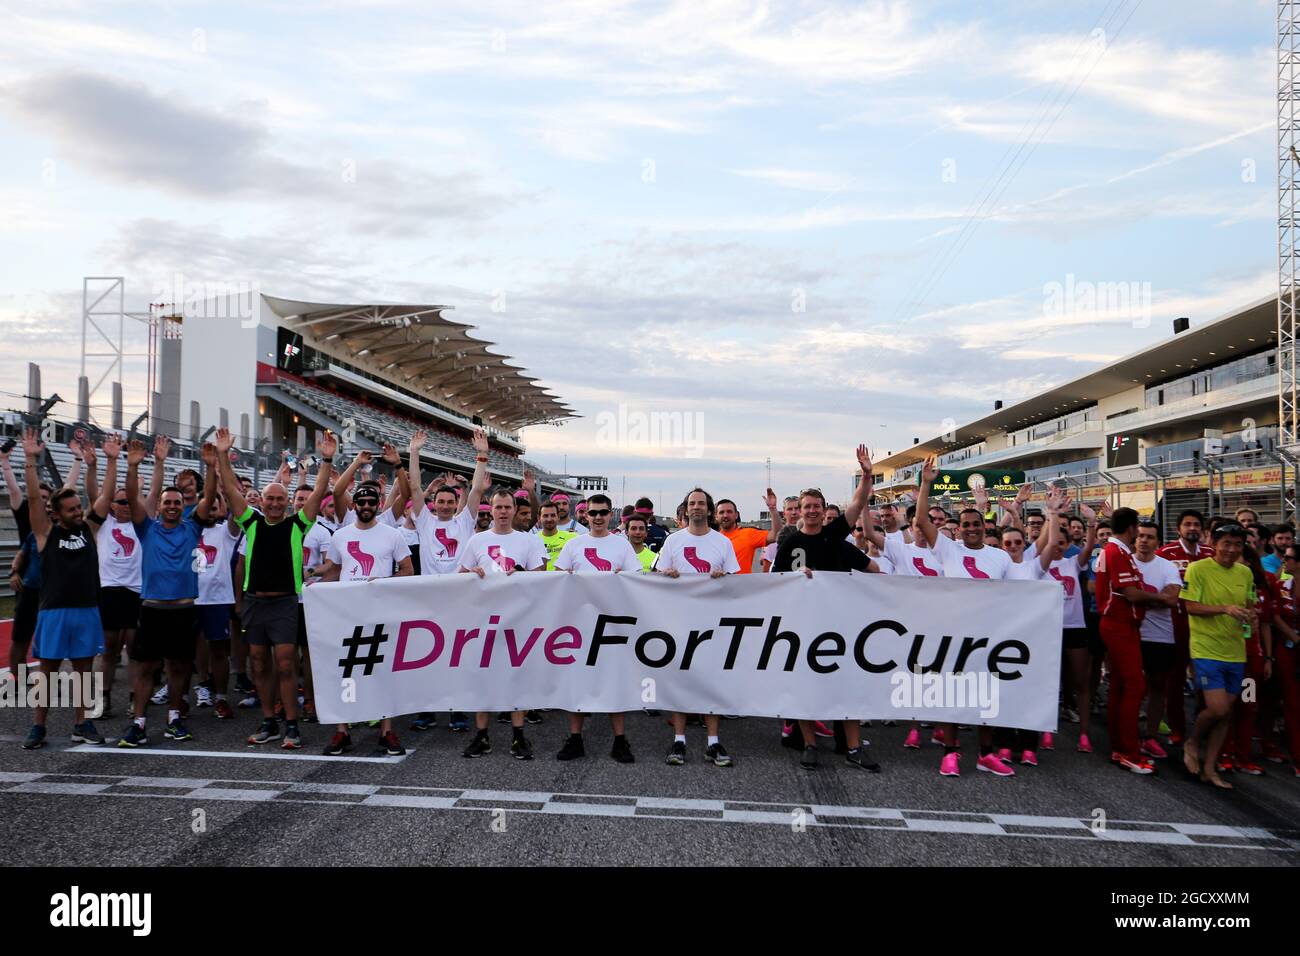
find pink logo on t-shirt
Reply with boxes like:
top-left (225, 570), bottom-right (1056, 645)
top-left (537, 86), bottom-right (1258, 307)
top-left (682, 547), bottom-right (712, 573)
top-left (111, 527), bottom-right (136, 557)
top-left (198, 541), bottom-right (217, 566)
top-left (1048, 566), bottom-right (1076, 596)
top-left (347, 540), bottom-right (375, 576)
top-left (912, 557), bottom-right (938, 577)
top-left (435, 527), bottom-right (459, 557)
top-left (584, 547), bottom-right (612, 571)
top-left (962, 556), bottom-right (990, 579)
top-left (487, 545), bottom-right (516, 572)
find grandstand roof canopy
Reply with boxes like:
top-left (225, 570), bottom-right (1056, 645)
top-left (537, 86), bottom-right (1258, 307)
top-left (264, 295), bottom-right (576, 430)
top-left (878, 294), bottom-right (1278, 469)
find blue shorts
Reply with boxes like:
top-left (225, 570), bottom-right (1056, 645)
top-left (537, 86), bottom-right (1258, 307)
top-left (32, 607), bottom-right (104, 662)
top-left (1193, 658), bottom-right (1245, 694)
top-left (197, 604), bottom-right (233, 642)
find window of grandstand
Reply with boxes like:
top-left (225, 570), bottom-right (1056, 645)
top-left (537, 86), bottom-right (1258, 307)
top-left (1145, 426), bottom-right (1278, 471)
top-left (1005, 407), bottom-right (1098, 447)
top-left (1143, 349), bottom-right (1275, 408)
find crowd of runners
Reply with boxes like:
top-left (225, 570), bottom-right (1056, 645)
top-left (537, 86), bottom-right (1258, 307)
top-left (6, 426), bottom-right (1299, 790)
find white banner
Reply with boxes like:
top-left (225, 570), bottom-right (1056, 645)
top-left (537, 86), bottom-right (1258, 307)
top-left (303, 571), bottom-right (1064, 730)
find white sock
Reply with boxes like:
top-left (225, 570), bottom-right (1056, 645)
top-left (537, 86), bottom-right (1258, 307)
top-left (167, 709), bottom-right (179, 723)
top-left (707, 735), bottom-right (719, 747)
top-left (674, 734), bottom-right (686, 744)
top-left (134, 716), bottom-right (146, 729)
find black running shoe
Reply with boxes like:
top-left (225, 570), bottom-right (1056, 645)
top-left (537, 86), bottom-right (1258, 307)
top-left (247, 718), bottom-right (281, 745)
top-left (525, 710), bottom-right (544, 725)
top-left (610, 736), bottom-right (635, 764)
top-left (800, 745), bottom-right (818, 770)
top-left (510, 735), bottom-right (534, 760)
top-left (463, 733), bottom-right (491, 758)
top-left (846, 745), bottom-right (881, 772)
top-left (705, 742), bottom-right (734, 767)
top-left (665, 740), bottom-right (687, 765)
top-left (495, 711), bottom-right (511, 724)
top-left (556, 734), bottom-right (585, 761)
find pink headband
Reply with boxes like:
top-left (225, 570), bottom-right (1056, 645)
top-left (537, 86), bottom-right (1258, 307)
top-left (478, 503), bottom-right (491, 513)
top-left (634, 507), bottom-right (653, 514)
top-left (514, 490), bottom-right (529, 499)
top-left (550, 494), bottom-right (569, 502)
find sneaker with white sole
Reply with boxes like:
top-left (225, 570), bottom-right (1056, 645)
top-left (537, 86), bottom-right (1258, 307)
top-left (939, 751), bottom-right (960, 776)
top-left (149, 686), bottom-right (169, 706)
top-left (976, 753), bottom-right (1015, 776)
top-left (194, 685), bottom-right (213, 708)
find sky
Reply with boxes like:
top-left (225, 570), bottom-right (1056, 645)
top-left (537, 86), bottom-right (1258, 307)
top-left (0, 0), bottom-right (1279, 514)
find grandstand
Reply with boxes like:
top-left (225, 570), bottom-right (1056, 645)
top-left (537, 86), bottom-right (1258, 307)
top-left (3, 289), bottom-right (587, 594)
top-left (872, 295), bottom-right (1289, 538)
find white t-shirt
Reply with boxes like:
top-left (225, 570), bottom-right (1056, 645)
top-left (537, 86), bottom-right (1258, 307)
top-left (933, 534), bottom-right (1012, 580)
top-left (1007, 557), bottom-right (1046, 581)
top-left (1135, 553), bottom-right (1182, 644)
top-left (415, 507), bottom-right (477, 575)
top-left (195, 523), bottom-right (241, 606)
top-left (460, 528), bottom-right (547, 574)
top-left (762, 541), bottom-right (779, 567)
top-left (870, 552), bottom-right (895, 575)
top-left (554, 533), bottom-right (642, 573)
top-left (653, 529), bottom-right (741, 575)
top-left (1045, 556), bottom-right (1085, 629)
top-left (328, 522), bottom-right (411, 581)
top-left (300, 521), bottom-right (334, 603)
top-left (95, 515), bottom-right (142, 591)
top-left (884, 537), bottom-right (942, 578)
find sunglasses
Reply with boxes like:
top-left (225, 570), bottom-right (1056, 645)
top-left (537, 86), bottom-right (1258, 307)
top-left (112, 499), bottom-right (129, 506)
top-left (587, 508), bottom-right (611, 517)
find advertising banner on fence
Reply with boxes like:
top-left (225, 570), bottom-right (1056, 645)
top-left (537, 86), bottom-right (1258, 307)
top-left (303, 570), bottom-right (1064, 730)
top-left (928, 470), bottom-right (1025, 497)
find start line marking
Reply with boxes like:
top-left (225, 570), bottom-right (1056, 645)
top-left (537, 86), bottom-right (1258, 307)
top-left (65, 744), bottom-right (412, 765)
top-left (1, 769), bottom-right (1296, 852)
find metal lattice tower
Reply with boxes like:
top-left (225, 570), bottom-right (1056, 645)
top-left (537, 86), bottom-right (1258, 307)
top-left (1280, 3), bottom-right (1300, 519)
top-left (80, 277), bottom-right (159, 428)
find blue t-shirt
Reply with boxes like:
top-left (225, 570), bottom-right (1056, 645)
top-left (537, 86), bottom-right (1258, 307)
top-left (20, 533), bottom-right (42, 590)
top-left (1263, 552), bottom-right (1282, 575)
top-left (135, 516), bottom-right (202, 601)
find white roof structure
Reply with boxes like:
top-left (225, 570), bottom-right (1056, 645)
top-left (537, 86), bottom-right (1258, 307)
top-left (265, 296), bottom-right (576, 431)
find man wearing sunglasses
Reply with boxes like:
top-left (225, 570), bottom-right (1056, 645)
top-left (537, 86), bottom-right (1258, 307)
top-left (84, 433), bottom-right (142, 717)
top-left (553, 493), bottom-right (642, 763)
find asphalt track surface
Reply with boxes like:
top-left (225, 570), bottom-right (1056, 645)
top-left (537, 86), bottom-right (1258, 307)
top-left (3, 672), bottom-right (1299, 867)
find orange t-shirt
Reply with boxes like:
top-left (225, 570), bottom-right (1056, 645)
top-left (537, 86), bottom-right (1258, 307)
top-left (723, 526), bottom-right (770, 574)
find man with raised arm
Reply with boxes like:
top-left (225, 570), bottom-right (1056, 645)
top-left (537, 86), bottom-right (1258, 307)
top-left (772, 445), bottom-right (879, 772)
top-left (117, 435), bottom-right (211, 747)
top-left (83, 433), bottom-right (141, 717)
top-left (212, 426), bottom-right (335, 750)
top-left (18, 428), bottom-right (106, 750)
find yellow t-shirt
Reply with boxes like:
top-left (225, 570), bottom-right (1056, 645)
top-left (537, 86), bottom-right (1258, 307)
top-left (1180, 558), bottom-right (1252, 663)
top-left (538, 530), bottom-right (575, 570)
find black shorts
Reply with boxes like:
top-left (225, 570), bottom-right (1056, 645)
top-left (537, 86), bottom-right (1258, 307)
top-left (241, 594), bottom-right (299, 648)
top-left (1140, 641), bottom-right (1176, 676)
top-left (13, 587), bottom-right (39, 645)
top-left (297, 604), bottom-right (309, 649)
top-left (99, 586), bottom-right (141, 631)
top-left (131, 604), bottom-right (199, 662)
top-left (1063, 627), bottom-right (1090, 650)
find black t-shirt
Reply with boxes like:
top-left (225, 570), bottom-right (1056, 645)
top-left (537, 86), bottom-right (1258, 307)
top-left (773, 514), bottom-right (860, 572)
top-left (13, 499), bottom-right (30, 542)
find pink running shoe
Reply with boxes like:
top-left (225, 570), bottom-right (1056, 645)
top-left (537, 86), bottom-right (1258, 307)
top-left (1039, 732), bottom-right (1055, 751)
top-left (1140, 737), bottom-right (1168, 760)
top-left (1077, 734), bottom-right (1093, 754)
top-left (977, 752), bottom-right (1015, 776)
top-left (931, 728), bottom-right (947, 746)
top-left (814, 721), bottom-right (834, 738)
top-left (996, 747), bottom-right (1012, 763)
top-left (904, 727), bottom-right (921, 749)
top-left (1019, 749), bottom-right (1038, 766)
top-left (939, 751), bottom-right (960, 776)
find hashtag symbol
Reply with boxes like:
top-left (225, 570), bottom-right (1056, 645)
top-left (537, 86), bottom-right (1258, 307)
top-left (338, 624), bottom-right (388, 678)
